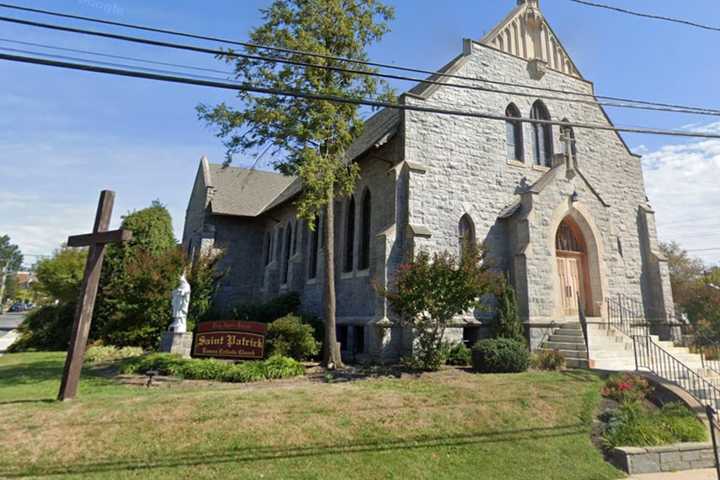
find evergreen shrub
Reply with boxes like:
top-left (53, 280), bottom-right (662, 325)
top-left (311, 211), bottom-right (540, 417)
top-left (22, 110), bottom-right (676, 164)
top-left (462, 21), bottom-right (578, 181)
top-left (472, 338), bottom-right (529, 373)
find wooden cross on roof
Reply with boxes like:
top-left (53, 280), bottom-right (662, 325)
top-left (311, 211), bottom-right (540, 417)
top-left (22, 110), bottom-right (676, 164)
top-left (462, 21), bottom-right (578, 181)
top-left (58, 190), bottom-right (132, 401)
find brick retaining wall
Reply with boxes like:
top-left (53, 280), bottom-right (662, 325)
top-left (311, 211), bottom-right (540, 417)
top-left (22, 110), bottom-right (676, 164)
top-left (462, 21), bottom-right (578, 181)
top-left (612, 442), bottom-right (717, 474)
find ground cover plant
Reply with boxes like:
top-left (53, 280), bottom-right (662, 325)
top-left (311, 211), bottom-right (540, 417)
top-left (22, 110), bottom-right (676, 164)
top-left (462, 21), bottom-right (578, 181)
top-left (120, 353), bottom-right (305, 383)
top-left (84, 345), bottom-right (143, 364)
top-left (531, 349), bottom-right (566, 371)
top-left (0, 352), bottom-right (622, 480)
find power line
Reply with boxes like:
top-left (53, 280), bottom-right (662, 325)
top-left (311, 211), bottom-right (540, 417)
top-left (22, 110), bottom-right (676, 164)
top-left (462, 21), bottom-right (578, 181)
top-left (569, 0), bottom-right (720, 33)
top-left (2, 22), bottom-right (715, 118)
top-left (0, 37), bottom-right (235, 77)
top-left (687, 248), bottom-right (720, 253)
top-left (3, 50), bottom-right (720, 141)
top-left (1, 3), bottom-right (719, 117)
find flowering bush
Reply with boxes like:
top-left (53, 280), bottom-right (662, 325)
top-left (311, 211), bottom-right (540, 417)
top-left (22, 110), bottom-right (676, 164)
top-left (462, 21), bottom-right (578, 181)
top-left (602, 373), bottom-right (652, 404)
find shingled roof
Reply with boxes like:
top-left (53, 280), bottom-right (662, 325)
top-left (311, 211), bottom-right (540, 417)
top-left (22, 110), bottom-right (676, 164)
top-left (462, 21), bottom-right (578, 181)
top-left (206, 163), bottom-right (295, 217)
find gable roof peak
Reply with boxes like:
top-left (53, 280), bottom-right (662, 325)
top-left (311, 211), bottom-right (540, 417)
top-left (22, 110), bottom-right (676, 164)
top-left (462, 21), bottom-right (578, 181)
top-left (481, 0), bottom-right (582, 79)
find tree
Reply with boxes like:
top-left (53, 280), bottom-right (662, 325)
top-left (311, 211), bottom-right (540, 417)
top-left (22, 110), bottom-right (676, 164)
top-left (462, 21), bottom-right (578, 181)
top-left (0, 235), bottom-right (23, 304)
top-left (93, 201), bottom-right (183, 348)
top-left (2, 273), bottom-right (17, 303)
top-left (381, 246), bottom-right (498, 371)
top-left (492, 276), bottom-right (524, 341)
top-left (660, 241), bottom-right (706, 311)
top-left (197, 0), bottom-right (395, 367)
top-left (32, 247), bottom-right (87, 304)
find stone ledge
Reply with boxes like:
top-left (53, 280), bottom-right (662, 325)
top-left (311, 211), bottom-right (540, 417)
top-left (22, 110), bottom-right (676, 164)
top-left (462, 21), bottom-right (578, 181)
top-left (612, 443), bottom-right (717, 475)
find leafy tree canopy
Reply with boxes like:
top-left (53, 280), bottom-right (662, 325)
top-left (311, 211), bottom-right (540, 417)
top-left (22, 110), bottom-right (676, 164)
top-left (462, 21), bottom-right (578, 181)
top-left (32, 247), bottom-right (87, 304)
top-left (0, 235), bottom-right (23, 272)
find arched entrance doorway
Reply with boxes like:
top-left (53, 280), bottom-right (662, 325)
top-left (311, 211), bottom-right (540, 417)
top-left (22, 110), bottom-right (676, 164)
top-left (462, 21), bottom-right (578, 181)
top-left (555, 217), bottom-right (591, 316)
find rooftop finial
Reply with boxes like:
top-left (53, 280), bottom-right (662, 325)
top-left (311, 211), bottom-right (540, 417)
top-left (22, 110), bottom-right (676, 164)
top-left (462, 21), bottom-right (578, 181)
top-left (518, 0), bottom-right (539, 6)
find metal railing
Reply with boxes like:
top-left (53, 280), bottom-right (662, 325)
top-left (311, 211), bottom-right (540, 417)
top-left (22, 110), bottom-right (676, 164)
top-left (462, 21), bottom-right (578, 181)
top-left (606, 293), bottom-right (651, 338)
top-left (577, 295), bottom-right (589, 363)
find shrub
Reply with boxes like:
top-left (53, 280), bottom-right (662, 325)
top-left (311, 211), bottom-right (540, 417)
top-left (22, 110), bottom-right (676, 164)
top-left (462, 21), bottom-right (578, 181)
top-left (380, 246), bottom-right (498, 371)
top-left (472, 338), bottom-right (529, 373)
top-left (187, 251), bottom-right (225, 329)
top-left (85, 345), bottom-right (143, 364)
top-left (232, 292), bottom-right (301, 323)
top-left (603, 402), bottom-right (706, 449)
top-left (7, 303), bottom-right (75, 352)
top-left (266, 315), bottom-right (320, 360)
top-left (602, 373), bottom-right (652, 404)
top-left (445, 342), bottom-right (471, 366)
top-left (491, 277), bottom-right (524, 341)
top-left (120, 353), bottom-right (305, 383)
top-left (531, 349), bottom-right (566, 371)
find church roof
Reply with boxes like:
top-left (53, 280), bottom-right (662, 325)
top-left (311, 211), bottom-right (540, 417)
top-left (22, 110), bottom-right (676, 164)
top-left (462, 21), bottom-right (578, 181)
top-left (205, 162), bottom-right (295, 217)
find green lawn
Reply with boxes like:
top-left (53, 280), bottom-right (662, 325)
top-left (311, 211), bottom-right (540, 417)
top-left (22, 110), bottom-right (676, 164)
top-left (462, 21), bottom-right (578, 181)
top-left (0, 352), bottom-right (623, 479)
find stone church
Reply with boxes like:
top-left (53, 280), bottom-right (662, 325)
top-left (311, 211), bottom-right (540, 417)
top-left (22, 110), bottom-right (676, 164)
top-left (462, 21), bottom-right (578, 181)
top-left (183, 0), bottom-right (674, 361)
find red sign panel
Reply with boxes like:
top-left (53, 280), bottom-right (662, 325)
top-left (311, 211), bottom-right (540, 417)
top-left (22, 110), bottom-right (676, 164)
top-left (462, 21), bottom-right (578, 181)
top-left (193, 321), bottom-right (268, 360)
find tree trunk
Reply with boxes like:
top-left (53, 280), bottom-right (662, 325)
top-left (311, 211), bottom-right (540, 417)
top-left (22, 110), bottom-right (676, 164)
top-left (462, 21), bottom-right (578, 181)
top-left (0, 265), bottom-right (7, 305)
top-left (323, 188), bottom-right (343, 368)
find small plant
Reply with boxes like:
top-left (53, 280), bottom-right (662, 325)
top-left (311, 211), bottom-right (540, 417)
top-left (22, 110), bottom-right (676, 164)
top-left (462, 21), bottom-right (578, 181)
top-left (602, 402), bottom-right (706, 449)
top-left (266, 315), bottom-right (320, 360)
top-left (602, 373), bottom-right (652, 404)
top-left (445, 342), bottom-right (472, 366)
top-left (120, 353), bottom-right (305, 383)
top-left (232, 292), bottom-right (301, 323)
top-left (530, 349), bottom-right (566, 371)
top-left (491, 276), bottom-right (524, 341)
top-left (472, 338), bottom-right (529, 373)
top-left (85, 345), bottom-right (143, 364)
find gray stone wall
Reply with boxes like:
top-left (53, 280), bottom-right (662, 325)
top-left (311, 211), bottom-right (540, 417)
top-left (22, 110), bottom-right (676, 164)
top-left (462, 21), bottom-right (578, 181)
top-left (612, 443), bottom-right (718, 475)
top-left (402, 40), bottom-right (672, 329)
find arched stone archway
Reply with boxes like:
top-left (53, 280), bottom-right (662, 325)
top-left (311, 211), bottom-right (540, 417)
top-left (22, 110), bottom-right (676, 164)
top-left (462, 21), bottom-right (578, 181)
top-left (549, 204), bottom-right (606, 318)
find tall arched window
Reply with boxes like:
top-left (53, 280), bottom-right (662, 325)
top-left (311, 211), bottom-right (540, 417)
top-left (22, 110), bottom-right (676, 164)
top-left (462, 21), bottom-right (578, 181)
top-left (530, 100), bottom-right (553, 167)
top-left (359, 189), bottom-right (372, 270)
top-left (459, 214), bottom-right (476, 258)
top-left (308, 219), bottom-right (319, 280)
top-left (344, 196), bottom-right (356, 273)
top-left (505, 103), bottom-right (524, 162)
top-left (560, 119), bottom-right (577, 164)
top-left (282, 222), bottom-right (292, 284)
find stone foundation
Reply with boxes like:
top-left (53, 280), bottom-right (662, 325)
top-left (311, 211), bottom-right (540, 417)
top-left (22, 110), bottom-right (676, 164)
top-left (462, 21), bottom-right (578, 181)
top-left (160, 332), bottom-right (194, 358)
top-left (612, 443), bottom-right (718, 475)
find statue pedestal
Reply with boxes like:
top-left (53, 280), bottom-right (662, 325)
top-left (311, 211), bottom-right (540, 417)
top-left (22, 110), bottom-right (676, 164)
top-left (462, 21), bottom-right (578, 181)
top-left (160, 331), bottom-right (194, 358)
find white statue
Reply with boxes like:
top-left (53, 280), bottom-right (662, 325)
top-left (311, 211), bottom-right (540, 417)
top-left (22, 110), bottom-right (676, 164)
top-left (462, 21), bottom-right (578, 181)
top-left (170, 273), bottom-right (191, 333)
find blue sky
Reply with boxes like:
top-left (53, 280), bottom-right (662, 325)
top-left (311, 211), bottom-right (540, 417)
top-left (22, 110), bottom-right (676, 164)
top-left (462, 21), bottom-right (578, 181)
top-left (1, 0), bottom-right (719, 266)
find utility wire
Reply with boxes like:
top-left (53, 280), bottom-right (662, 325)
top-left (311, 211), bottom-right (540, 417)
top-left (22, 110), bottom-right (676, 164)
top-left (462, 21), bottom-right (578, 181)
top-left (3, 50), bottom-right (720, 141)
top-left (569, 0), bottom-right (720, 33)
top-left (2, 23), bottom-right (716, 118)
top-left (0, 37), bottom-right (235, 76)
top-left (1, 3), bottom-right (719, 116)
top-left (2, 14), bottom-right (719, 119)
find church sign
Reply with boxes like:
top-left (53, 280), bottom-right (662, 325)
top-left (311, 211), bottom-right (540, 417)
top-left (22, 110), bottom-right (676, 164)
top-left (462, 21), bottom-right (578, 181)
top-left (193, 321), bottom-right (267, 360)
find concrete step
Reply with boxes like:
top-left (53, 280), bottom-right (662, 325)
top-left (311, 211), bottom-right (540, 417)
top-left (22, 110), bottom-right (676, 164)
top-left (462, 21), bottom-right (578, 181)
top-left (549, 334), bottom-right (584, 343)
top-left (543, 341), bottom-right (586, 351)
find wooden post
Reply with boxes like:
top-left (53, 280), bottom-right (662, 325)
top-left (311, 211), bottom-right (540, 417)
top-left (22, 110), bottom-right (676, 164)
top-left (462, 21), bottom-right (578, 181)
top-left (58, 191), bottom-right (132, 401)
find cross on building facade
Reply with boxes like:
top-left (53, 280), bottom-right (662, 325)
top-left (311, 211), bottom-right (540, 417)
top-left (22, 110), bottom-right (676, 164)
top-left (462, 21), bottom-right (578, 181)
top-left (58, 190), bottom-right (132, 401)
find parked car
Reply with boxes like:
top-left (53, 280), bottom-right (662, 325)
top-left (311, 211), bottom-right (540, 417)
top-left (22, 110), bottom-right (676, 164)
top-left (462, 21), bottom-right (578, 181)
top-left (9, 303), bottom-right (27, 312)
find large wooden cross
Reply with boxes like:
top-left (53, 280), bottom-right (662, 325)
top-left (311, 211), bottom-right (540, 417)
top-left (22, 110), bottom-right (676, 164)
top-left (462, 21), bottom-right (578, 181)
top-left (58, 190), bottom-right (132, 401)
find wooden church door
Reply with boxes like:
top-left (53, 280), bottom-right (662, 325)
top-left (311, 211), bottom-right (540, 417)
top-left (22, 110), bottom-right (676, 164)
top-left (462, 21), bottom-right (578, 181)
top-left (556, 218), bottom-right (589, 317)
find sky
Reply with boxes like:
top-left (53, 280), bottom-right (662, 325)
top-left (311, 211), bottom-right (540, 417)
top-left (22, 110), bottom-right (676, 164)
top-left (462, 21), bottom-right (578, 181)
top-left (0, 0), bottom-right (719, 267)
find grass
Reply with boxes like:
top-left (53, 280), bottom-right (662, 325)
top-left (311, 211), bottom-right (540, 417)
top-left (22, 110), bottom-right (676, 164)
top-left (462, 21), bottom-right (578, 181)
top-left (0, 352), bottom-right (624, 480)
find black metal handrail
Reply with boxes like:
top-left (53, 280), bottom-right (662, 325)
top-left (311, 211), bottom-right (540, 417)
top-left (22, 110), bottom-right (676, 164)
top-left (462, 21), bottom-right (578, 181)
top-left (577, 295), bottom-right (589, 363)
top-left (606, 293), bottom-right (651, 338)
top-left (635, 335), bottom-right (720, 410)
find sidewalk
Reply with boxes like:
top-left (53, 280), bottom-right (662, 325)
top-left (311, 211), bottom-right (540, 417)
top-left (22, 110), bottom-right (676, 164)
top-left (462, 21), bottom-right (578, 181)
top-left (0, 329), bottom-right (19, 355)
top-left (629, 469), bottom-right (717, 479)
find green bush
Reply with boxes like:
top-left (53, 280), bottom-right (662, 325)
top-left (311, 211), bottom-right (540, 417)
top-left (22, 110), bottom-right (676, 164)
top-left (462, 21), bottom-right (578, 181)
top-left (602, 373), bottom-right (653, 404)
top-left (232, 292), bottom-right (301, 323)
top-left (266, 315), bottom-right (320, 360)
top-left (603, 402), bottom-right (706, 449)
top-left (472, 338), bottom-right (529, 373)
top-left (531, 349), bottom-right (566, 371)
top-left (85, 345), bottom-right (143, 364)
top-left (7, 303), bottom-right (75, 352)
top-left (491, 277), bottom-right (524, 341)
top-left (120, 353), bottom-right (305, 383)
top-left (445, 342), bottom-right (471, 366)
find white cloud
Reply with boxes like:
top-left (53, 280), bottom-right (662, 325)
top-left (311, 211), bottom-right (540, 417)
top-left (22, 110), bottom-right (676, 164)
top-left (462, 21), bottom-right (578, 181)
top-left (641, 130), bottom-right (720, 266)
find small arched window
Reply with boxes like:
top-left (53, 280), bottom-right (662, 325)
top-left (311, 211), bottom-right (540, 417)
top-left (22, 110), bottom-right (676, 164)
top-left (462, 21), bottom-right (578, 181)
top-left (530, 100), bottom-right (553, 167)
top-left (359, 189), bottom-right (372, 270)
top-left (459, 214), bottom-right (476, 258)
top-left (505, 103), bottom-right (524, 162)
top-left (282, 222), bottom-right (292, 284)
top-left (560, 119), bottom-right (577, 164)
top-left (344, 196), bottom-right (356, 273)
